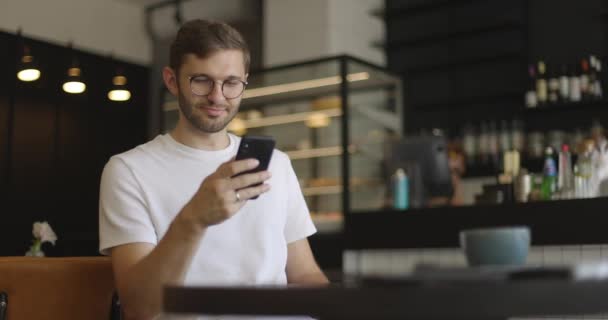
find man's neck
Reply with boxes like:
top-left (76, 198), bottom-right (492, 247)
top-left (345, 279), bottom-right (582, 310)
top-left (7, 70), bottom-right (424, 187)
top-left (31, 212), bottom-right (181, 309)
top-left (170, 122), bottom-right (230, 151)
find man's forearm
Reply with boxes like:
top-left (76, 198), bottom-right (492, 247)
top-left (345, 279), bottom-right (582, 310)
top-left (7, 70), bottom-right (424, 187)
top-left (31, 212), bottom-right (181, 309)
top-left (289, 271), bottom-right (330, 285)
top-left (118, 204), bottom-right (206, 319)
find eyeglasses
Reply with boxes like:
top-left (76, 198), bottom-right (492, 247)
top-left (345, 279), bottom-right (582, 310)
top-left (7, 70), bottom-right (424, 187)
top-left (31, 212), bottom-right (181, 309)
top-left (188, 75), bottom-right (248, 99)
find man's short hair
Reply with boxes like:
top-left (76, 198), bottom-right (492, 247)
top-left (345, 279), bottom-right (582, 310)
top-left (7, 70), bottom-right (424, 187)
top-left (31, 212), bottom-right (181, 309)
top-left (169, 19), bottom-right (250, 74)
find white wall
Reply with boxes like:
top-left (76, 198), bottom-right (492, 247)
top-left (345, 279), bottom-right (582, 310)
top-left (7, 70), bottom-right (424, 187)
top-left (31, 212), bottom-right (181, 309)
top-left (328, 0), bottom-right (385, 65)
top-left (146, 0), bottom-right (259, 39)
top-left (264, 0), bottom-right (385, 67)
top-left (263, 0), bottom-right (330, 66)
top-left (0, 0), bottom-right (150, 65)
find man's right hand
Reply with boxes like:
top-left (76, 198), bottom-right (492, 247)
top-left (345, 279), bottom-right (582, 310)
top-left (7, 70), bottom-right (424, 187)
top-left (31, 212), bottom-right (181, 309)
top-left (186, 158), bottom-right (272, 228)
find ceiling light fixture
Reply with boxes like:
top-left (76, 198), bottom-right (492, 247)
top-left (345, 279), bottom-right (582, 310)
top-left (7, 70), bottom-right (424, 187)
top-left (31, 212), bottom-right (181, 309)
top-left (62, 66), bottom-right (86, 94)
top-left (108, 73), bottom-right (131, 101)
top-left (62, 43), bottom-right (86, 94)
top-left (16, 29), bottom-right (41, 82)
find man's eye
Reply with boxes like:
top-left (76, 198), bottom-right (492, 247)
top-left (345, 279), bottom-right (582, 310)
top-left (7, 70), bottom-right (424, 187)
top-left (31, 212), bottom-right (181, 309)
top-left (225, 80), bottom-right (241, 87)
top-left (192, 78), bottom-right (211, 84)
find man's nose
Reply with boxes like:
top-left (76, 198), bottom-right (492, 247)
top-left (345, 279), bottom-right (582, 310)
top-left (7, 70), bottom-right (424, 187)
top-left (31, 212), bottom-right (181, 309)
top-left (207, 81), bottom-right (225, 102)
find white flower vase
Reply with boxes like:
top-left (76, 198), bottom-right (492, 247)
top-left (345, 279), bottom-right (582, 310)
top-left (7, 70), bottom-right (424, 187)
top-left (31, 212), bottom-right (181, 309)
top-left (26, 222), bottom-right (57, 257)
top-left (25, 240), bottom-right (45, 257)
top-left (25, 249), bottom-right (45, 257)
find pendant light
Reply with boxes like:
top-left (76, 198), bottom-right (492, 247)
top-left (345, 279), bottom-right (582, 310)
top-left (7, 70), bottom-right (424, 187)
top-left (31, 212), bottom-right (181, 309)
top-left (108, 69), bottom-right (131, 101)
top-left (62, 43), bottom-right (86, 94)
top-left (16, 29), bottom-right (41, 82)
top-left (62, 65), bottom-right (86, 94)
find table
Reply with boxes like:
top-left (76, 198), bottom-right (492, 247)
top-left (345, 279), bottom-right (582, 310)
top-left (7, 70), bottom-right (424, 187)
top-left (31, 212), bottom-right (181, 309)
top-left (163, 276), bottom-right (608, 319)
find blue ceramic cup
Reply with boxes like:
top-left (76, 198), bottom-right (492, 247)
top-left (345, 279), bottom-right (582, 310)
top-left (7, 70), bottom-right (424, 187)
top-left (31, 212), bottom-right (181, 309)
top-left (459, 226), bottom-right (531, 267)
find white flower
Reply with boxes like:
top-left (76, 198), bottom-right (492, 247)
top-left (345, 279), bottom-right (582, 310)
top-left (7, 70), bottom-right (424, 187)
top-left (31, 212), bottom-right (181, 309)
top-left (32, 221), bottom-right (57, 245)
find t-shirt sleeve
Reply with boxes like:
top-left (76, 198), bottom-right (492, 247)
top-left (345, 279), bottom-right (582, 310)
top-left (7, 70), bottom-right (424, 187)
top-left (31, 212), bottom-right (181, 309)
top-left (99, 156), bottom-right (157, 255)
top-left (283, 155), bottom-right (317, 243)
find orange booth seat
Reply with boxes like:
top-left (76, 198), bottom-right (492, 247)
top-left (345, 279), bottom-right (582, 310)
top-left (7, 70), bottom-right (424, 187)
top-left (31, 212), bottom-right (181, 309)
top-left (0, 256), bottom-right (120, 320)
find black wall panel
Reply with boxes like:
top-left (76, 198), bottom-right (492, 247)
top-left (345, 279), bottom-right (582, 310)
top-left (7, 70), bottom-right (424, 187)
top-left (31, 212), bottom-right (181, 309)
top-left (386, 0), bottom-right (524, 47)
top-left (0, 31), bottom-right (149, 256)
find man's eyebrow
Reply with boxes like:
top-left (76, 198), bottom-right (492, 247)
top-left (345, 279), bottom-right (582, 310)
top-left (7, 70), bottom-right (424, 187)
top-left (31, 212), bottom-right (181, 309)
top-left (190, 73), bottom-right (210, 78)
top-left (189, 74), bottom-right (244, 80)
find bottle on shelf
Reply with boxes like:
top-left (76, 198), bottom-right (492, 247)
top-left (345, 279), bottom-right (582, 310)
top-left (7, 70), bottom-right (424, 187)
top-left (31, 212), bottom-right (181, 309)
top-left (573, 164), bottom-right (583, 198)
top-left (536, 61), bottom-right (548, 106)
top-left (575, 140), bottom-right (596, 198)
top-left (528, 174), bottom-right (544, 201)
top-left (557, 144), bottom-right (574, 199)
top-left (590, 119), bottom-right (607, 151)
top-left (595, 57), bottom-right (603, 99)
top-left (569, 62), bottom-right (582, 102)
top-left (499, 120), bottom-right (511, 155)
top-left (540, 147), bottom-right (557, 200)
top-left (462, 123), bottom-right (477, 166)
top-left (514, 168), bottom-right (532, 202)
top-left (488, 121), bottom-right (500, 168)
top-left (559, 64), bottom-right (570, 103)
top-left (588, 56), bottom-right (598, 100)
top-left (580, 58), bottom-right (591, 100)
top-left (547, 63), bottom-right (560, 104)
top-left (392, 168), bottom-right (409, 210)
top-left (589, 55), bottom-right (603, 100)
top-left (525, 64), bottom-right (538, 108)
top-left (478, 122), bottom-right (489, 165)
top-left (502, 149), bottom-right (520, 178)
top-left (511, 119), bottom-right (525, 154)
top-left (547, 130), bottom-right (566, 154)
top-left (527, 131), bottom-right (545, 159)
top-left (570, 128), bottom-right (585, 154)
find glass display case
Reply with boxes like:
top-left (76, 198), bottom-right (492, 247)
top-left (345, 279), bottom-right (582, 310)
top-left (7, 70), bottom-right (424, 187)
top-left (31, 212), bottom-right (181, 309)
top-left (161, 55), bottom-right (403, 233)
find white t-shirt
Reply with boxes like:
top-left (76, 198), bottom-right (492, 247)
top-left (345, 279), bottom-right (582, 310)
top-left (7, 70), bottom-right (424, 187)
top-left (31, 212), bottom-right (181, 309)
top-left (99, 133), bottom-right (316, 286)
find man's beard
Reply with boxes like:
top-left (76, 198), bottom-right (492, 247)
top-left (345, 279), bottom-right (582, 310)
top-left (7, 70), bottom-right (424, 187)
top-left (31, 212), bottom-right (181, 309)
top-left (177, 90), bottom-right (238, 133)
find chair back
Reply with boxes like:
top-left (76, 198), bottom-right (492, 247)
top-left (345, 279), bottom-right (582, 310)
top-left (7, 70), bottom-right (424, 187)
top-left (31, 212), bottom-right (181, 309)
top-left (0, 256), bottom-right (117, 320)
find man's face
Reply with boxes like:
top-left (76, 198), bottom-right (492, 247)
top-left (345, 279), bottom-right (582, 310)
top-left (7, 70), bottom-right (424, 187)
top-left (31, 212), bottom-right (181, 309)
top-left (174, 50), bottom-right (247, 133)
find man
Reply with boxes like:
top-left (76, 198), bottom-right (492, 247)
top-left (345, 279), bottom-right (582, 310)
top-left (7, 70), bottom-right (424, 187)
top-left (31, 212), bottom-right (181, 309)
top-left (99, 19), bottom-right (328, 320)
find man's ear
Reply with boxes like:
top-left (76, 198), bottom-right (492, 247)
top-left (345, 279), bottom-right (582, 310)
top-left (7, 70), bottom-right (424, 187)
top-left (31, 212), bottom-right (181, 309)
top-left (162, 66), bottom-right (179, 96)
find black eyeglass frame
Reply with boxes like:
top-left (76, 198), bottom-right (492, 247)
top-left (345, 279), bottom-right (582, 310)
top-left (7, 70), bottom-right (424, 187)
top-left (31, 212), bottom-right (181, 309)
top-left (188, 75), bottom-right (248, 99)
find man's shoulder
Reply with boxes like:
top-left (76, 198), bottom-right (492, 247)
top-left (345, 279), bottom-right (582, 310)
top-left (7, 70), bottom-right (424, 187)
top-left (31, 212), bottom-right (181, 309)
top-left (271, 148), bottom-right (290, 165)
top-left (106, 135), bottom-right (168, 169)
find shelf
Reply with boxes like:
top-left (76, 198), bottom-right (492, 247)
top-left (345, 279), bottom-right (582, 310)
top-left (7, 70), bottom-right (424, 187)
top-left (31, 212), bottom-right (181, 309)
top-left (302, 180), bottom-right (384, 197)
top-left (235, 108), bottom-right (342, 129)
top-left (240, 75), bottom-right (399, 107)
top-left (524, 100), bottom-right (608, 113)
top-left (303, 185), bottom-right (343, 197)
top-left (286, 146), bottom-right (342, 160)
top-left (285, 145), bottom-right (357, 160)
top-left (345, 197), bottom-right (608, 249)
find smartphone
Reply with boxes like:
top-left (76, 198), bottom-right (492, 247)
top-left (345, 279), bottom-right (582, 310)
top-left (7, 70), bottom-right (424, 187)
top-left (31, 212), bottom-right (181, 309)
top-left (234, 135), bottom-right (275, 199)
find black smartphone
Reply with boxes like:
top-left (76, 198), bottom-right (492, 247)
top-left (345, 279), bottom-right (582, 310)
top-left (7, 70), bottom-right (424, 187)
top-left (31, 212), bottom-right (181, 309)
top-left (234, 135), bottom-right (276, 199)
